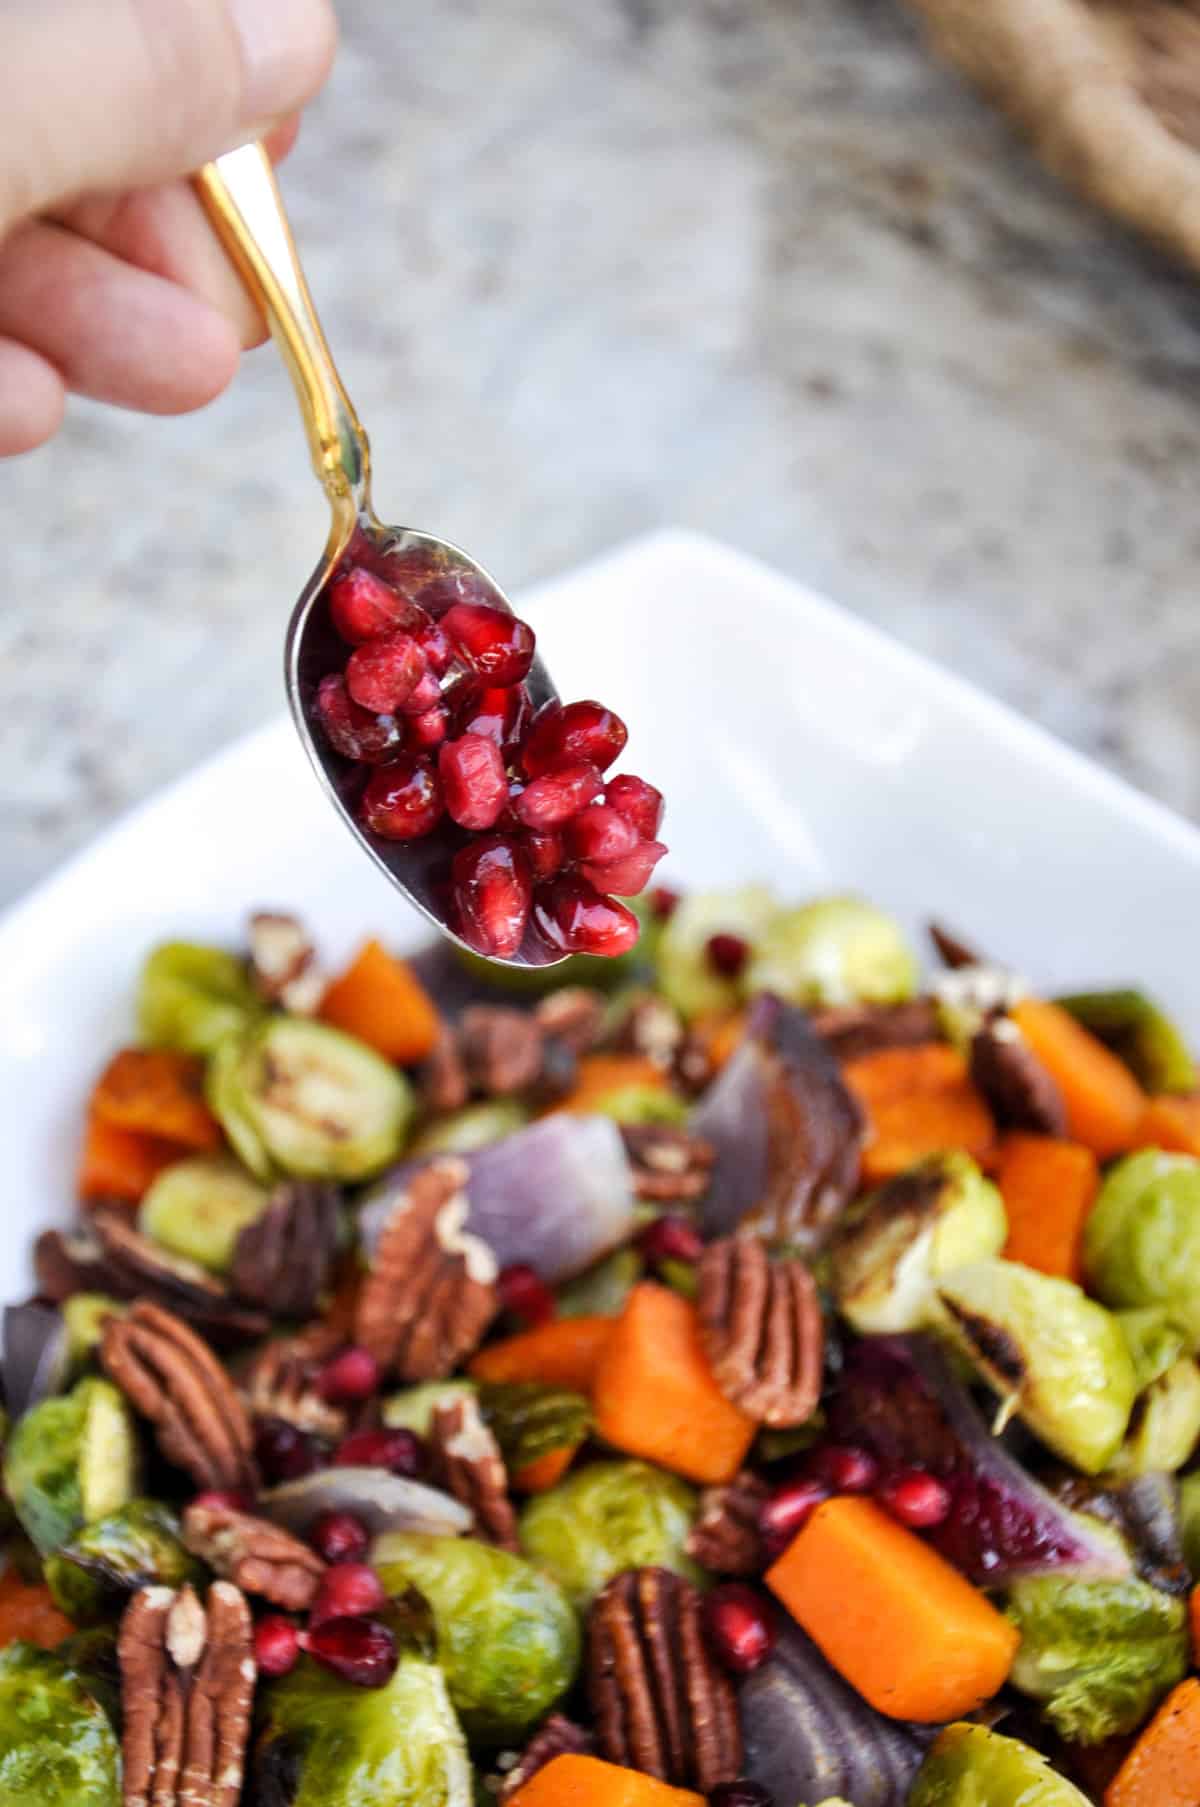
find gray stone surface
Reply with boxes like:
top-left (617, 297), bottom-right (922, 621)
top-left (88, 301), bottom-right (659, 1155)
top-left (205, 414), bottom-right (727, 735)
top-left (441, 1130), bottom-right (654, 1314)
top-left (4, 0), bottom-right (1200, 908)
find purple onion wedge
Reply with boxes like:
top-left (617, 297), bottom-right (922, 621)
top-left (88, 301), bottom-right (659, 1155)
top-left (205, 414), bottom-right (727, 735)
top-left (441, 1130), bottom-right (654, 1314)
top-left (260, 1468), bottom-right (472, 1540)
top-left (3, 1300), bottom-right (71, 1421)
top-left (830, 1335), bottom-right (1131, 1585)
top-left (740, 1622), bottom-right (927, 1807)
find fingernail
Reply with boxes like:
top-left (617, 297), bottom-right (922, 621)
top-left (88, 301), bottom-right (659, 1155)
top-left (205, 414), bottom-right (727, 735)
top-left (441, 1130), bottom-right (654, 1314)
top-left (230, 0), bottom-right (337, 124)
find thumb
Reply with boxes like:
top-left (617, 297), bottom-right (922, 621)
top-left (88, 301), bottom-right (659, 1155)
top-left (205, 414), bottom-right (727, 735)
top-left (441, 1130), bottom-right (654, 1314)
top-left (0, 0), bottom-right (337, 230)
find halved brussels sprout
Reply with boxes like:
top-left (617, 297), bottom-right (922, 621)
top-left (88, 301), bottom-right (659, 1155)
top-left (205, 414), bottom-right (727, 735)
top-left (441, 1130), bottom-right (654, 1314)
top-left (831, 1153), bottom-right (1007, 1335)
top-left (656, 885), bottom-right (779, 1019)
top-left (519, 1459), bottom-right (701, 1610)
top-left (4, 1377), bottom-right (138, 1554)
top-left (44, 1499), bottom-right (202, 1625)
top-left (556, 1248), bottom-right (643, 1319)
top-left (0, 1642), bottom-right (121, 1807)
top-left (1178, 1469), bottom-right (1200, 1576)
top-left (745, 895), bottom-right (919, 1010)
top-left (373, 1533), bottom-right (580, 1742)
top-left (938, 1260), bottom-right (1137, 1474)
top-left (1085, 1152), bottom-right (1200, 1338)
top-left (477, 1383), bottom-right (591, 1475)
top-left (137, 941), bottom-right (262, 1057)
top-left (412, 1101), bottom-right (529, 1156)
top-left (1117, 1308), bottom-right (1189, 1392)
top-left (1007, 1573), bottom-right (1188, 1744)
top-left (62, 1296), bottom-right (124, 1371)
top-left (208, 1018), bottom-right (412, 1182)
top-left (583, 1085), bottom-right (690, 1127)
top-left (139, 1154), bottom-right (270, 1272)
top-left (1108, 1358), bottom-right (1200, 1479)
top-left (908, 1723), bottom-right (1090, 1805)
top-left (382, 1381), bottom-right (477, 1437)
top-left (1058, 989), bottom-right (1196, 1096)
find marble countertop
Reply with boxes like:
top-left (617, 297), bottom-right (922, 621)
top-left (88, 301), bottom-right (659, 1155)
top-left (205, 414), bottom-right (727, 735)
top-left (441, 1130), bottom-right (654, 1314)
top-left (4, 0), bottom-right (1200, 909)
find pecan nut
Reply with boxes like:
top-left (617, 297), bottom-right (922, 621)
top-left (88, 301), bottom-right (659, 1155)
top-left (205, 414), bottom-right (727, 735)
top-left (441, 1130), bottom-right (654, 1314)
top-left (230, 1180), bottom-right (341, 1320)
top-left (420, 1023), bottom-right (470, 1115)
top-left (620, 1124), bottom-right (715, 1203)
top-left (605, 995), bottom-right (684, 1068)
top-left (674, 1029), bottom-right (716, 1096)
top-left (587, 1567), bottom-right (741, 1792)
top-left (239, 1323), bottom-right (347, 1440)
top-left (534, 986), bottom-right (606, 1055)
top-left (458, 1005), bottom-right (545, 1096)
top-left (182, 1501), bottom-right (326, 1611)
top-left (428, 1394), bottom-right (519, 1552)
top-left (355, 1158), bottom-right (498, 1380)
top-left (970, 1015), bottom-right (1067, 1136)
top-left (686, 1471), bottom-right (769, 1576)
top-left (248, 910), bottom-right (324, 1013)
top-left (810, 997), bottom-right (942, 1063)
top-left (102, 1301), bottom-right (258, 1493)
top-left (118, 1580), bottom-right (255, 1807)
top-left (697, 1234), bottom-right (823, 1427)
top-left (499, 1715), bottom-right (595, 1800)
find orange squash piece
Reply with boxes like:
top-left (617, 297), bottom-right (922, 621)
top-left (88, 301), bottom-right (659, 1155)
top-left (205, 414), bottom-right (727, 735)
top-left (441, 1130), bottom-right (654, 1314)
top-left (77, 1112), bottom-right (185, 1204)
top-left (91, 1047), bottom-right (221, 1150)
top-left (1011, 998), bottom-right (1146, 1160)
top-left (550, 1055), bottom-right (670, 1115)
top-left (510, 1754), bottom-right (704, 1807)
top-left (766, 1496), bottom-right (1019, 1723)
top-left (319, 938), bottom-right (440, 1065)
top-left (1138, 1093), bottom-right (1200, 1158)
top-left (0, 1570), bottom-right (74, 1650)
top-left (1106, 1678), bottom-right (1200, 1807)
top-left (843, 1043), bottom-right (996, 1182)
top-left (995, 1133), bottom-right (1100, 1283)
top-left (470, 1316), bottom-right (616, 1394)
top-left (512, 1445), bottom-right (580, 1494)
top-left (592, 1284), bottom-right (756, 1485)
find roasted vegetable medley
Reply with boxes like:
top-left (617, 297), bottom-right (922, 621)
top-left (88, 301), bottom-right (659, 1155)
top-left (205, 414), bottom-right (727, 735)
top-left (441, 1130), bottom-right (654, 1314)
top-left (7, 889), bottom-right (1200, 1805)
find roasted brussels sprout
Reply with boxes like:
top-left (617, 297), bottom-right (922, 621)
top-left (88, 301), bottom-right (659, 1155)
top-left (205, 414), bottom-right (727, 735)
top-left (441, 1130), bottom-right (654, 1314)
top-left (477, 1383), bottom-right (591, 1476)
top-left (938, 1260), bottom-right (1137, 1474)
top-left (382, 1381), bottom-right (477, 1436)
top-left (139, 1153), bottom-right (270, 1272)
top-left (44, 1499), bottom-right (202, 1625)
top-left (556, 1248), bottom-right (643, 1319)
top-left (137, 940), bottom-right (262, 1057)
top-left (746, 895), bottom-right (919, 1009)
top-left (656, 885), bottom-right (779, 1018)
top-left (908, 1722), bottom-right (1090, 1805)
top-left (1178, 1469), bottom-right (1200, 1576)
top-left (0, 1642), bottom-right (121, 1807)
top-left (1118, 1307), bottom-right (1188, 1392)
top-left (412, 1101), bottom-right (529, 1156)
top-left (1006, 1573), bottom-right (1188, 1743)
top-left (1058, 989), bottom-right (1196, 1096)
top-left (62, 1296), bottom-right (123, 1370)
top-left (4, 1377), bottom-right (138, 1554)
top-left (582, 1085), bottom-right (690, 1127)
top-left (1108, 1358), bottom-right (1200, 1479)
top-left (518, 1459), bottom-right (701, 1609)
top-left (1085, 1152), bottom-right (1200, 1337)
top-left (831, 1153), bottom-right (1007, 1335)
top-left (373, 1532), bottom-right (580, 1742)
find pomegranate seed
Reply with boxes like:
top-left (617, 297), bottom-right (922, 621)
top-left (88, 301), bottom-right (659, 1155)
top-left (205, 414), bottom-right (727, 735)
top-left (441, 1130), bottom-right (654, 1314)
top-left (702, 1583), bottom-right (777, 1676)
top-left (516, 762), bottom-right (605, 830)
top-left (813, 1444), bottom-right (879, 1494)
top-left (254, 1614), bottom-right (301, 1678)
top-left (759, 1476), bottom-right (830, 1558)
top-left (317, 1346), bottom-right (382, 1405)
top-left (407, 704), bottom-right (449, 750)
top-left (418, 568), bottom-right (498, 617)
top-left (524, 827), bottom-right (565, 880)
top-left (637, 1215), bottom-right (704, 1268)
top-left (334, 1426), bottom-right (427, 1478)
top-left (439, 734), bottom-right (510, 831)
top-left (649, 886), bottom-right (681, 920)
top-left (329, 566), bottom-right (426, 645)
top-left (532, 876), bottom-right (640, 958)
top-left (310, 1510), bottom-right (371, 1565)
top-left (441, 601), bottom-right (535, 685)
top-left (706, 932), bottom-right (750, 978)
top-left (309, 1562), bottom-right (387, 1628)
top-left (522, 700), bottom-right (628, 778)
top-left (708, 1784), bottom-right (774, 1807)
top-left (360, 756), bottom-right (443, 841)
top-left (456, 684), bottom-right (531, 750)
top-left (345, 630), bottom-right (428, 714)
top-left (564, 803), bottom-right (639, 867)
top-left (877, 1469), bottom-right (953, 1529)
top-left (605, 774), bottom-right (665, 840)
top-left (415, 618), bottom-right (453, 674)
top-left (396, 667), bottom-right (443, 716)
top-left (498, 1263), bottom-right (556, 1327)
top-left (581, 839), bottom-right (667, 898)
top-left (315, 674), bottom-right (403, 764)
top-left (254, 1417), bottom-right (323, 1484)
top-left (192, 1489), bottom-right (255, 1514)
top-left (452, 834), bottom-right (533, 959)
top-left (301, 1615), bottom-right (398, 1688)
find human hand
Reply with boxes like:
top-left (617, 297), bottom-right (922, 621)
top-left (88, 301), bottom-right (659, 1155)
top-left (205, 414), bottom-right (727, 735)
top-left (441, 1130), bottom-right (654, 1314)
top-left (0, 0), bottom-right (338, 456)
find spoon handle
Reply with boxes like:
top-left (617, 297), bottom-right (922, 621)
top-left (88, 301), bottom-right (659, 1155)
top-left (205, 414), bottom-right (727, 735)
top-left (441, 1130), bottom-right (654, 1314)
top-left (195, 142), bottom-right (370, 526)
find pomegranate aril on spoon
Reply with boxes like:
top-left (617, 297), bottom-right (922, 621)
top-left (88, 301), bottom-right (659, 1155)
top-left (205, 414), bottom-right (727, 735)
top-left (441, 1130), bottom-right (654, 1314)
top-left (580, 838), bottom-right (667, 897)
top-left (517, 762), bottom-right (606, 830)
top-left (441, 601), bottom-right (536, 684)
top-left (605, 773), bottom-right (665, 840)
top-left (406, 704), bottom-right (450, 750)
top-left (533, 876), bottom-right (640, 957)
top-left (439, 734), bottom-right (510, 831)
top-left (453, 834), bottom-right (534, 958)
top-left (360, 757), bottom-right (444, 841)
top-left (345, 630), bottom-right (428, 713)
top-left (522, 700), bottom-right (628, 777)
top-left (329, 566), bottom-right (425, 644)
top-left (315, 675), bottom-right (403, 764)
top-left (565, 803), bottom-right (640, 866)
top-left (525, 827), bottom-right (565, 880)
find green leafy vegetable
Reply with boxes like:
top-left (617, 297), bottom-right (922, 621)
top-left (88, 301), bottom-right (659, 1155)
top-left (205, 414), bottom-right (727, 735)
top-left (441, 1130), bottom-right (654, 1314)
top-left (746, 894), bottom-right (919, 1009)
top-left (477, 1382), bottom-right (591, 1473)
top-left (519, 1459), bottom-right (701, 1610)
top-left (137, 941), bottom-right (262, 1057)
top-left (909, 1722), bottom-right (1090, 1804)
top-left (44, 1499), bottom-right (201, 1625)
top-left (1057, 989), bottom-right (1196, 1095)
top-left (1085, 1152), bottom-right (1200, 1339)
top-left (0, 1642), bottom-right (121, 1807)
top-left (4, 1378), bottom-right (138, 1555)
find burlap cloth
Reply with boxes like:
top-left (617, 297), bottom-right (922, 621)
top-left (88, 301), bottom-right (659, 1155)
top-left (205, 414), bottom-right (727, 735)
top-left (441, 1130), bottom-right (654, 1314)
top-left (903, 1), bottom-right (1200, 268)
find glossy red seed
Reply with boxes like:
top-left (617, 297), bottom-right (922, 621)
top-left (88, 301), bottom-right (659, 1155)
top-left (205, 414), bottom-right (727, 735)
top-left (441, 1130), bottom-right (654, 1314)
top-left (702, 1583), bottom-right (777, 1676)
top-left (439, 734), bottom-right (510, 831)
top-left (759, 1476), bottom-right (830, 1558)
top-left (498, 1263), bottom-right (556, 1327)
top-left (524, 827), bottom-right (565, 880)
top-left (407, 705), bottom-right (450, 750)
top-left (564, 803), bottom-right (639, 866)
top-left (415, 618), bottom-right (453, 674)
top-left (877, 1470), bottom-right (953, 1530)
top-left (813, 1444), bottom-right (879, 1494)
top-left (532, 876), bottom-right (640, 958)
top-left (396, 668), bottom-right (443, 716)
top-left (706, 932), bottom-right (750, 978)
top-left (456, 684), bottom-right (531, 750)
top-left (329, 566), bottom-right (427, 645)
top-left (605, 774), bottom-right (665, 840)
top-left (254, 1614), bottom-right (301, 1678)
top-left (360, 756), bottom-right (443, 841)
top-left (309, 1562), bottom-right (387, 1628)
top-left (345, 630), bottom-right (428, 713)
top-left (317, 1346), bottom-right (382, 1405)
top-left (315, 674), bottom-right (403, 764)
top-left (418, 568), bottom-right (498, 618)
top-left (441, 601), bottom-right (535, 685)
top-left (636, 1215), bottom-right (705, 1268)
top-left (310, 1510), bottom-right (371, 1566)
top-left (649, 886), bottom-right (681, 920)
top-left (254, 1417), bottom-right (323, 1484)
top-left (452, 834), bottom-right (533, 959)
top-left (516, 762), bottom-right (605, 830)
top-left (334, 1427), bottom-right (427, 1478)
top-left (192, 1488), bottom-right (256, 1514)
top-left (522, 700), bottom-right (629, 778)
top-left (580, 839), bottom-right (667, 898)
top-left (301, 1614), bottom-right (398, 1688)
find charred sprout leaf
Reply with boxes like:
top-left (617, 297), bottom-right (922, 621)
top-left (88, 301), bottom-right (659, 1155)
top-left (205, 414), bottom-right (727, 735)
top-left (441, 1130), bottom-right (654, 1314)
top-left (656, 884), bottom-right (779, 1019)
top-left (938, 1259), bottom-right (1137, 1474)
top-left (1179, 1469), bottom-right (1200, 1577)
top-left (383, 1381), bottom-right (477, 1437)
top-left (373, 1533), bottom-right (580, 1743)
top-left (139, 1154), bottom-right (270, 1273)
top-left (556, 1247), bottom-right (643, 1319)
top-left (1085, 1152), bottom-right (1200, 1338)
top-left (746, 895), bottom-right (919, 1009)
top-left (580, 1085), bottom-right (690, 1127)
top-left (832, 1153), bottom-right (1006, 1335)
top-left (1007, 1573), bottom-right (1188, 1744)
top-left (518, 1459), bottom-right (701, 1610)
top-left (4, 1377), bottom-right (138, 1555)
top-left (3, 1301), bottom-right (71, 1421)
top-left (908, 1722), bottom-right (1090, 1805)
top-left (0, 1642), bottom-right (121, 1807)
top-left (1057, 989), bottom-right (1197, 1095)
top-left (44, 1499), bottom-right (201, 1625)
top-left (476, 1383), bottom-right (591, 1473)
top-left (1108, 1357), bottom-right (1200, 1478)
top-left (1117, 1307), bottom-right (1189, 1392)
top-left (412, 1101), bottom-right (529, 1156)
top-left (62, 1296), bottom-right (123, 1371)
top-left (137, 940), bottom-right (263, 1057)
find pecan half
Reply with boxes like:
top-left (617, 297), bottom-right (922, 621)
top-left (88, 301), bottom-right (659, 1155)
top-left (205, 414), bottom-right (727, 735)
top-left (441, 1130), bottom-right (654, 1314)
top-left (620, 1124), bottom-right (716, 1203)
top-left (810, 997), bottom-right (943, 1063)
top-left (674, 1029), bottom-right (716, 1096)
top-left (240, 1323), bottom-right (347, 1440)
top-left (970, 1015), bottom-right (1068, 1136)
top-left (420, 1024), bottom-right (470, 1115)
top-left (459, 1005), bottom-right (545, 1096)
top-left (355, 1159), bottom-right (498, 1380)
top-left (929, 921), bottom-right (983, 969)
top-left (697, 1235), bottom-right (823, 1427)
top-left (118, 1581), bottom-right (255, 1807)
top-left (499, 1715), bottom-right (595, 1800)
top-left (182, 1501), bottom-right (326, 1611)
top-left (686, 1471), bottom-right (769, 1576)
top-left (102, 1302), bottom-right (258, 1493)
top-left (606, 994), bottom-right (684, 1068)
top-left (587, 1567), bottom-right (741, 1792)
top-left (428, 1394), bottom-right (519, 1552)
top-left (248, 910), bottom-right (324, 1013)
top-left (230, 1180), bottom-right (341, 1320)
top-left (535, 987), bottom-right (606, 1055)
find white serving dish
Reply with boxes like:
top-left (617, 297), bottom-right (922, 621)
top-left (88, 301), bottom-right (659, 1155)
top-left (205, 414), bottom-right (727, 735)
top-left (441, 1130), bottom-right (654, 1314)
top-left (2, 528), bottom-right (1197, 1301)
